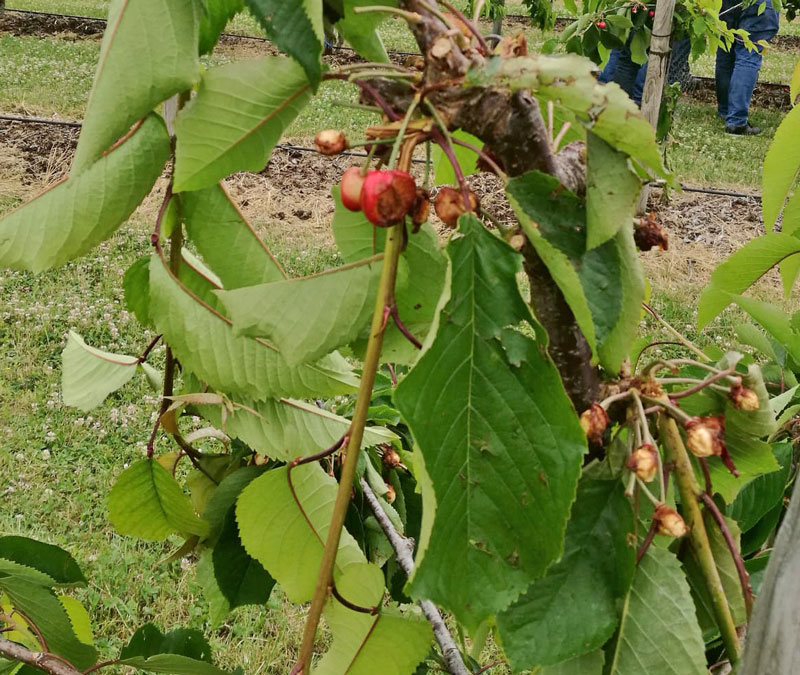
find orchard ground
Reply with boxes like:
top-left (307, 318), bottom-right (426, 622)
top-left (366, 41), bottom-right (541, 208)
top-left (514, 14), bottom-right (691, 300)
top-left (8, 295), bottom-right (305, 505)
top-left (0, 1), bottom-right (797, 671)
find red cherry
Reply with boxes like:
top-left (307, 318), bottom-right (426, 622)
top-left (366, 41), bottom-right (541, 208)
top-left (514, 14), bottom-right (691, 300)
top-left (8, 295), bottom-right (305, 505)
top-left (596, 20), bottom-right (607, 28)
top-left (340, 167), bottom-right (369, 212)
top-left (632, 5), bottom-right (638, 12)
top-left (360, 169), bottom-right (417, 227)
top-left (649, 9), bottom-right (655, 16)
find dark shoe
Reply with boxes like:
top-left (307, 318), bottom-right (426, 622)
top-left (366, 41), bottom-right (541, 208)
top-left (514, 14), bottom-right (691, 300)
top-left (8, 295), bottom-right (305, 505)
top-left (725, 123), bottom-right (762, 136)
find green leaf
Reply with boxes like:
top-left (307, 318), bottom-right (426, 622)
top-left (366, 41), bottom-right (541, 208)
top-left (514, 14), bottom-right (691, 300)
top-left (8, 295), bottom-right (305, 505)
top-left (148, 255), bottom-right (359, 399)
top-left (762, 105), bottom-right (800, 230)
top-left (791, 58), bottom-right (800, 106)
top-left (729, 442), bottom-right (792, 531)
top-left (533, 650), bottom-right (605, 675)
top-left (195, 551), bottom-right (230, 627)
top-left (697, 233), bottom-right (800, 329)
top-left (120, 624), bottom-right (237, 674)
top-left (202, 465), bottom-right (267, 544)
top-left (597, 225), bottom-right (645, 372)
top-left (585, 133), bottom-right (640, 250)
top-left (394, 216), bottom-right (586, 629)
top-left (213, 507), bottom-right (275, 609)
top-left (243, 0), bottom-right (323, 87)
top-left (72, 0), bottom-right (199, 172)
top-left (194, 395), bottom-right (397, 462)
top-left (731, 295), bottom-right (800, 363)
top-left (0, 114), bottom-right (170, 273)
top-left (336, 0), bottom-right (393, 63)
top-left (181, 184), bottom-right (286, 289)
top-left (236, 463), bottom-right (366, 603)
top-left (314, 562), bottom-right (432, 674)
top-left (174, 56), bottom-right (312, 192)
top-left (219, 257), bottom-right (381, 365)
top-left (497, 478), bottom-right (635, 669)
top-left (507, 171), bottom-right (643, 370)
top-left (432, 130), bottom-right (481, 186)
top-left (683, 512), bottom-right (746, 640)
top-left (0, 537), bottom-right (85, 586)
top-left (704, 366), bottom-right (780, 502)
top-left (108, 459), bottom-right (209, 540)
top-left (606, 547), bottom-right (706, 675)
top-left (199, 0), bottom-right (244, 55)
top-left (61, 331), bottom-right (140, 411)
top-left (124, 256), bottom-right (153, 327)
top-left (488, 54), bottom-right (670, 180)
top-left (0, 578), bottom-right (98, 670)
top-left (59, 596), bottom-right (94, 645)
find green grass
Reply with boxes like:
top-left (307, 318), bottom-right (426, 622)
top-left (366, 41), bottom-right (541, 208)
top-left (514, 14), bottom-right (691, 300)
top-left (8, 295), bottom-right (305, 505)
top-left (0, 35), bottom-right (98, 117)
top-left (668, 101), bottom-right (783, 189)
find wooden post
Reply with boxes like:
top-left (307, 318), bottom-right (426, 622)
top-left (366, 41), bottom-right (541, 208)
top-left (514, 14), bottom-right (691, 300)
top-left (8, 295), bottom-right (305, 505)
top-left (634, 0), bottom-right (676, 215)
top-left (738, 475), bottom-right (800, 673)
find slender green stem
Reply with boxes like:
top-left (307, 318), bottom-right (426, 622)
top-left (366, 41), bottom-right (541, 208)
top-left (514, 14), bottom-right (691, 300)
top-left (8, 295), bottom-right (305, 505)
top-left (641, 395), bottom-right (694, 424)
top-left (631, 390), bottom-right (665, 501)
top-left (349, 136), bottom-right (400, 149)
top-left (657, 409), bottom-right (741, 666)
top-left (353, 5), bottom-right (423, 22)
top-left (388, 94), bottom-right (421, 168)
top-left (348, 70), bottom-right (420, 82)
top-left (294, 221), bottom-right (407, 673)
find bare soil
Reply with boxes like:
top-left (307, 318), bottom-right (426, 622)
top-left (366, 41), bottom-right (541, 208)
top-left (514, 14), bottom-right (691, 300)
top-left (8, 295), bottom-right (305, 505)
top-left (0, 119), bottom-right (764, 291)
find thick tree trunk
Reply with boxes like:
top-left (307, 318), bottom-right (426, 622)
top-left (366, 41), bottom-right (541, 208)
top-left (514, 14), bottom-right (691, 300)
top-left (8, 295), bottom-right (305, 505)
top-left (385, 0), bottom-right (600, 409)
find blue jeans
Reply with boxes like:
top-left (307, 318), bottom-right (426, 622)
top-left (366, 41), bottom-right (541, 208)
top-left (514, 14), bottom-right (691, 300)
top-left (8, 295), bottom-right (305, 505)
top-left (715, 34), bottom-right (770, 127)
top-left (600, 37), bottom-right (690, 107)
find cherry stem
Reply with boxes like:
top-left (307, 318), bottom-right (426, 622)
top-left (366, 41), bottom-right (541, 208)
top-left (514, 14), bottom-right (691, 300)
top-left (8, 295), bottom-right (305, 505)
top-left (636, 519), bottom-right (659, 564)
top-left (330, 581), bottom-right (380, 615)
top-left (388, 94), bottom-right (421, 168)
top-left (439, 0), bottom-right (492, 53)
top-left (600, 390), bottom-right (633, 409)
top-left (450, 136), bottom-right (508, 181)
top-left (641, 395), bottom-right (694, 424)
top-left (642, 302), bottom-right (711, 362)
top-left (668, 369), bottom-right (736, 400)
top-left (390, 303), bottom-right (423, 349)
top-left (631, 390), bottom-right (665, 500)
top-left (138, 334), bottom-right (162, 363)
top-left (698, 456), bottom-right (713, 496)
top-left (698, 491), bottom-right (754, 619)
top-left (353, 5), bottom-right (422, 22)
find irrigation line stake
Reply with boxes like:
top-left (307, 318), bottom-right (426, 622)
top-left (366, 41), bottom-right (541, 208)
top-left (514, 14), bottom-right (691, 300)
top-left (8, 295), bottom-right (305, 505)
top-left (657, 407), bottom-right (742, 666)
top-left (360, 479), bottom-right (471, 675)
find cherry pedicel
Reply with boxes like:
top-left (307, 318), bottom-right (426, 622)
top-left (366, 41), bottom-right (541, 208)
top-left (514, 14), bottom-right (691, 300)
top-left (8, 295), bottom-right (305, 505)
top-left (340, 166), bottom-right (371, 212)
top-left (360, 169), bottom-right (417, 227)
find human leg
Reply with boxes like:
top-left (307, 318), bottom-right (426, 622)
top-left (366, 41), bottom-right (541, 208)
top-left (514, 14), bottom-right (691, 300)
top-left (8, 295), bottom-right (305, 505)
top-left (715, 43), bottom-right (735, 120)
top-left (725, 37), bottom-right (764, 128)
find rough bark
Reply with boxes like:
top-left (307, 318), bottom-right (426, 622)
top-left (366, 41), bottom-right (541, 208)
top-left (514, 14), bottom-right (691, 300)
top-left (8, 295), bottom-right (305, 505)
top-left (372, 0), bottom-right (601, 409)
top-left (0, 639), bottom-right (81, 675)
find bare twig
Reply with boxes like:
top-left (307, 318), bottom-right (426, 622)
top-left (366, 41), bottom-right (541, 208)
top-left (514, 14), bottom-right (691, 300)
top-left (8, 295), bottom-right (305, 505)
top-left (0, 638), bottom-right (81, 675)
top-left (360, 478), bottom-right (470, 675)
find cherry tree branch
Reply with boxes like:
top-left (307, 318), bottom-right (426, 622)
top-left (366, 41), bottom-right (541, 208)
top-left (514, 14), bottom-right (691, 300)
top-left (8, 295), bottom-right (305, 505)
top-left (0, 638), bottom-right (81, 675)
top-left (360, 479), bottom-right (470, 675)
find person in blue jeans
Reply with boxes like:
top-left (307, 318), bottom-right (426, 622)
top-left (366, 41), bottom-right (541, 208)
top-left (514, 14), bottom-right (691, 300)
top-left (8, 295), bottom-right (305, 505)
top-left (599, 35), bottom-right (691, 106)
top-left (716, 0), bottom-right (780, 135)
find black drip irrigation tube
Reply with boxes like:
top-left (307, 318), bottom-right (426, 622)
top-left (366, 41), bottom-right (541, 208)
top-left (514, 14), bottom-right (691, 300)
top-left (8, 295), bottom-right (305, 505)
top-left (0, 112), bottom-right (761, 199)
